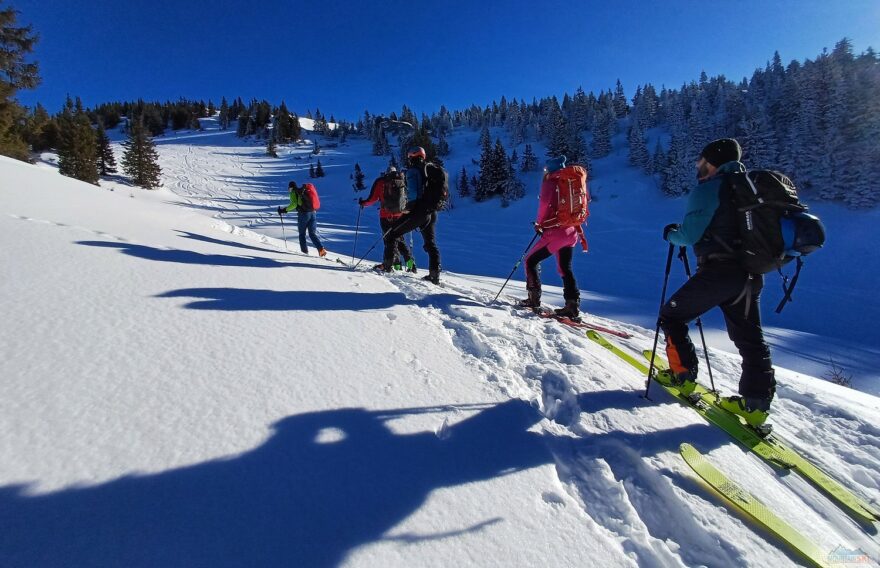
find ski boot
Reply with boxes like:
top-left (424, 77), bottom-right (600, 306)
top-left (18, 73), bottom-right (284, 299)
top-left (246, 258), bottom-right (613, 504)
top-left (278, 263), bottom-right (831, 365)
top-left (554, 299), bottom-right (582, 323)
top-left (422, 271), bottom-right (440, 285)
top-left (405, 258), bottom-right (418, 274)
top-left (393, 262), bottom-right (402, 271)
top-left (654, 369), bottom-right (698, 397)
top-left (519, 288), bottom-right (541, 309)
top-left (318, 248), bottom-right (327, 258)
top-left (373, 263), bottom-right (392, 273)
top-left (717, 395), bottom-right (771, 430)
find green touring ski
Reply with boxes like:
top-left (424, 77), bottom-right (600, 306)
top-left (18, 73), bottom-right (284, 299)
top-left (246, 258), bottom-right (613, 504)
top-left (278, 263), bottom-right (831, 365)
top-left (680, 443), bottom-right (831, 568)
top-left (586, 330), bottom-right (880, 526)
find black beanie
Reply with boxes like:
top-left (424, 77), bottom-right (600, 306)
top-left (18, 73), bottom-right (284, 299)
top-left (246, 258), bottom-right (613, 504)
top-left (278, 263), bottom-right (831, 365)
top-left (700, 138), bottom-right (742, 167)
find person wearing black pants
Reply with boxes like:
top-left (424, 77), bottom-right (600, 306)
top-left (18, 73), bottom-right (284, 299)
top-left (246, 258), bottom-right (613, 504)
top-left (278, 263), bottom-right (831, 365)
top-left (660, 138), bottom-right (776, 427)
top-left (659, 261), bottom-right (774, 400)
top-left (383, 209), bottom-right (439, 278)
top-left (524, 245), bottom-right (578, 309)
top-left (381, 147), bottom-right (442, 284)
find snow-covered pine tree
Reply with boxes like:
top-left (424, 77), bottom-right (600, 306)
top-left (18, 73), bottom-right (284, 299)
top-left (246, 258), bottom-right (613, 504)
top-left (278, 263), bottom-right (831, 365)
top-left (500, 157), bottom-right (525, 207)
top-left (520, 143), bottom-right (538, 172)
top-left (57, 97), bottom-right (99, 185)
top-left (613, 79), bottom-right (628, 118)
top-left (736, 115), bottom-right (776, 169)
top-left (566, 124), bottom-right (589, 166)
top-left (546, 105), bottom-right (569, 158)
top-left (489, 138), bottom-right (509, 197)
top-left (475, 126), bottom-right (493, 201)
top-left (315, 160), bottom-right (325, 177)
top-left (648, 138), bottom-right (665, 176)
top-left (590, 104), bottom-right (614, 158)
top-left (661, 98), bottom-right (692, 197)
top-left (458, 166), bottom-right (471, 198)
top-left (121, 117), bottom-right (161, 189)
top-left (95, 123), bottom-right (117, 175)
top-left (628, 121), bottom-right (649, 170)
top-left (437, 134), bottom-right (449, 157)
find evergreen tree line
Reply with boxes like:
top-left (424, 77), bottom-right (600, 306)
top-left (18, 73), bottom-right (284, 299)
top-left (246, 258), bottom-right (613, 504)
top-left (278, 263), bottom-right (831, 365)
top-left (53, 95), bottom-right (160, 189)
top-left (637, 39), bottom-right (880, 208)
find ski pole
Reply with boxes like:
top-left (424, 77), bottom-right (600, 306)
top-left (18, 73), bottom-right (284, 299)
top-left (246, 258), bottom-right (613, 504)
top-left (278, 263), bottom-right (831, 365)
top-left (492, 231), bottom-right (541, 303)
top-left (645, 243), bottom-right (675, 399)
top-left (352, 227), bottom-right (393, 270)
top-left (679, 246), bottom-right (717, 394)
top-left (351, 205), bottom-right (362, 265)
top-left (278, 209), bottom-right (289, 252)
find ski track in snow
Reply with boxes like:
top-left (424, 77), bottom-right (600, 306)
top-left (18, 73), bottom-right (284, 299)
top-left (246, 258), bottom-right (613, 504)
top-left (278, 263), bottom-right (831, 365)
top-left (375, 270), bottom-right (875, 567)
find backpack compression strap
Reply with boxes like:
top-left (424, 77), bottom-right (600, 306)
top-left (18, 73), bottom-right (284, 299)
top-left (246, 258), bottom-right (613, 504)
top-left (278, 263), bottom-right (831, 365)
top-left (775, 257), bottom-right (803, 314)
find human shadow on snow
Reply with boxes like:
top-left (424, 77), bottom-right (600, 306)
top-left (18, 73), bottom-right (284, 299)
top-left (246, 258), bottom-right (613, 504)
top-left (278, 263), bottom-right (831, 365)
top-left (78, 240), bottom-right (350, 273)
top-left (0, 400), bottom-right (723, 568)
top-left (78, 240), bottom-right (290, 269)
top-left (0, 400), bottom-right (545, 568)
top-left (155, 288), bottom-right (482, 312)
top-left (174, 230), bottom-right (282, 255)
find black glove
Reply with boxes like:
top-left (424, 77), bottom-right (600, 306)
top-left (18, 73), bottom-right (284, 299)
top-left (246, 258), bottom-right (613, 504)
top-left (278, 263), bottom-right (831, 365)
top-left (358, 199), bottom-right (365, 207)
top-left (663, 223), bottom-right (680, 241)
top-left (277, 206), bottom-right (285, 215)
top-left (533, 222), bottom-right (543, 234)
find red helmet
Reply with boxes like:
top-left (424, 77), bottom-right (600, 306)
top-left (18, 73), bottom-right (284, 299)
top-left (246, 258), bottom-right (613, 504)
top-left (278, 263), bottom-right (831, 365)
top-left (407, 146), bottom-right (426, 160)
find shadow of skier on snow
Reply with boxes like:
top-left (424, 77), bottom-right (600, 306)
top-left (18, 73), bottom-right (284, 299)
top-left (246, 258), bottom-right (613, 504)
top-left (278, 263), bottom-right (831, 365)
top-left (0, 399), bottom-right (735, 568)
top-left (0, 399), bottom-right (548, 568)
top-left (155, 288), bottom-right (483, 312)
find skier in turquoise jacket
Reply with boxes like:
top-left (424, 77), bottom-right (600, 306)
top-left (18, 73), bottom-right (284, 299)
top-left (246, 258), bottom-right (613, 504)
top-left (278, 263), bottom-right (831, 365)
top-left (660, 138), bottom-right (776, 428)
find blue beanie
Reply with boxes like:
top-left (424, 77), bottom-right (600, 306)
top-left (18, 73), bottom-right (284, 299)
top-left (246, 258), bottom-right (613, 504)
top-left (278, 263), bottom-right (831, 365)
top-left (545, 156), bottom-right (566, 173)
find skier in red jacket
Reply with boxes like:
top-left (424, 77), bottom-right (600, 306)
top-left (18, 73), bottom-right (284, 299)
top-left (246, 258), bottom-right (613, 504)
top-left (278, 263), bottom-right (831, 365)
top-left (359, 167), bottom-right (416, 272)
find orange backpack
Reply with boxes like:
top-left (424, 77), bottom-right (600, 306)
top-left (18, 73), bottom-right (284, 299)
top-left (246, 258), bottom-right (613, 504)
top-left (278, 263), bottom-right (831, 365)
top-left (544, 165), bottom-right (590, 250)
top-left (553, 165), bottom-right (589, 227)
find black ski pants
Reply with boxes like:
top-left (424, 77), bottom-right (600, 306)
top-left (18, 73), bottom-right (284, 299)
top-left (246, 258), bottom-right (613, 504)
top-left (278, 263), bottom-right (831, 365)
top-left (525, 245), bottom-right (579, 301)
top-left (384, 209), bottom-right (440, 274)
top-left (380, 217), bottom-right (412, 265)
top-left (659, 260), bottom-right (775, 399)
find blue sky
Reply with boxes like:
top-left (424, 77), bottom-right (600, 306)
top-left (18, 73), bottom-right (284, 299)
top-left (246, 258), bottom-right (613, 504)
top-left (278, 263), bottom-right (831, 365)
top-left (11, 0), bottom-right (880, 120)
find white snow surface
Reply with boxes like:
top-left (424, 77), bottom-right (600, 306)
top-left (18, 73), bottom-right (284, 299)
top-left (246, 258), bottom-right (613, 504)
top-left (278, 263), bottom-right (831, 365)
top-left (1, 119), bottom-right (879, 567)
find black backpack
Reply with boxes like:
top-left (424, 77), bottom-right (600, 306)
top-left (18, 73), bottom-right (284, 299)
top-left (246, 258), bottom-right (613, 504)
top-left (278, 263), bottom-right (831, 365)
top-left (421, 162), bottom-right (449, 211)
top-left (722, 169), bottom-right (826, 312)
top-left (381, 171), bottom-right (407, 213)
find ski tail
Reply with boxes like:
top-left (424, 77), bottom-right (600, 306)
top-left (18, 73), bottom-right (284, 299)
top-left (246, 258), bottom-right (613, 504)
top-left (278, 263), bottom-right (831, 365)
top-left (680, 444), bottom-right (831, 568)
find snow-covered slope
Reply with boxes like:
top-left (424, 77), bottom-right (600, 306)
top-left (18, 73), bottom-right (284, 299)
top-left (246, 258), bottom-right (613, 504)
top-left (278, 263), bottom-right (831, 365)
top-left (2, 134), bottom-right (878, 566)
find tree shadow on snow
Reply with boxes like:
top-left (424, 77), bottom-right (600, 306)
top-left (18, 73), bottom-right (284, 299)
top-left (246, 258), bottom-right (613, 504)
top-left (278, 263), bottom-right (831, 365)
top-left (0, 400), bottom-right (549, 568)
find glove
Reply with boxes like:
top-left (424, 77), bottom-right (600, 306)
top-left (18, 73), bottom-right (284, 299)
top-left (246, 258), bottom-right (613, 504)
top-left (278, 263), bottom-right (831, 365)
top-left (358, 199), bottom-right (365, 207)
top-left (277, 206), bottom-right (285, 215)
top-left (533, 222), bottom-right (544, 234)
top-left (663, 223), bottom-right (680, 241)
